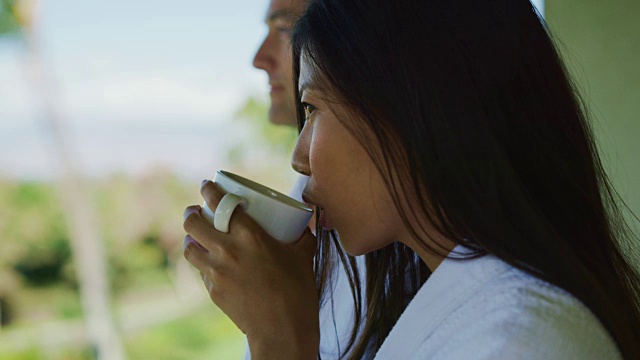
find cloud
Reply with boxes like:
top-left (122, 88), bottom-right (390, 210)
top-left (63, 71), bottom-right (247, 125)
top-left (0, 51), bottom-right (265, 128)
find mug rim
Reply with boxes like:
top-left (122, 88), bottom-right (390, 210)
top-left (216, 170), bottom-right (313, 213)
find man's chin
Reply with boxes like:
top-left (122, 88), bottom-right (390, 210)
top-left (268, 106), bottom-right (298, 127)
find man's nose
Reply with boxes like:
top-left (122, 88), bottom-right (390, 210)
top-left (252, 34), bottom-right (275, 72)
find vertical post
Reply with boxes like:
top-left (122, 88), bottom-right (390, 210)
top-left (17, 0), bottom-right (127, 358)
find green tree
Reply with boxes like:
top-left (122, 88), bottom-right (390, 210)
top-left (0, 0), bottom-right (21, 36)
top-left (234, 96), bottom-right (298, 154)
top-left (0, 0), bottom-right (24, 330)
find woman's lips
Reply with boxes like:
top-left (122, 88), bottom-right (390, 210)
top-left (302, 194), bottom-right (332, 231)
top-left (301, 193), bottom-right (315, 207)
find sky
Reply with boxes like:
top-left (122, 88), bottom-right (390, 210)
top-left (0, 0), bottom-right (545, 181)
top-left (0, 0), bottom-right (271, 180)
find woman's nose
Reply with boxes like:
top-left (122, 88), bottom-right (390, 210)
top-left (291, 123), bottom-right (312, 176)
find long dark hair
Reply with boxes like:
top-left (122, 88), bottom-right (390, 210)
top-left (292, 0), bottom-right (640, 359)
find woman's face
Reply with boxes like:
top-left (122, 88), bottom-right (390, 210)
top-left (291, 58), bottom-right (406, 256)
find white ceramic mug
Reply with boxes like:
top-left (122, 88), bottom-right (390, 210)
top-left (200, 170), bottom-right (313, 244)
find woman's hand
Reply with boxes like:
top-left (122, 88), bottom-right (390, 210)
top-left (182, 180), bottom-right (319, 359)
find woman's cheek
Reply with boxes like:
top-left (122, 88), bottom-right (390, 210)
top-left (308, 123), bottom-right (335, 179)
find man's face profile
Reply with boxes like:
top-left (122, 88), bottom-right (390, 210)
top-left (253, 0), bottom-right (304, 126)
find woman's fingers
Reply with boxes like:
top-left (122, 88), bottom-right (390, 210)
top-left (182, 180), bottom-right (320, 348)
top-left (183, 234), bottom-right (215, 274)
top-left (200, 181), bottom-right (270, 244)
top-left (183, 236), bottom-right (224, 304)
top-left (183, 205), bottom-right (230, 253)
top-left (183, 233), bottom-right (208, 253)
top-left (200, 180), bottom-right (224, 212)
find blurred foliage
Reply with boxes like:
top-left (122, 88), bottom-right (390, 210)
top-left (0, 180), bottom-right (71, 287)
top-left (12, 235), bottom-right (70, 287)
top-left (0, 344), bottom-right (95, 360)
top-left (0, 164), bottom-right (247, 357)
top-left (228, 96), bottom-right (298, 166)
top-left (0, 348), bottom-right (42, 360)
top-left (124, 307), bottom-right (244, 360)
top-left (226, 96), bottom-right (300, 194)
top-left (0, 92), bottom-right (299, 357)
top-left (234, 96), bottom-right (298, 153)
top-left (0, 170), bottom-right (196, 323)
top-left (0, 307), bottom-right (244, 360)
top-left (0, 0), bottom-right (21, 36)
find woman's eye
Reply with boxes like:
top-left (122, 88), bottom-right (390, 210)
top-left (302, 102), bottom-right (316, 119)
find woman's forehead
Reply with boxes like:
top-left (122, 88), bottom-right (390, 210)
top-left (298, 53), bottom-right (321, 95)
top-left (298, 56), bottom-right (312, 93)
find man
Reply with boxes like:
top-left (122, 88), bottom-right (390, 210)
top-left (246, 0), bottom-right (364, 358)
top-left (252, 0), bottom-right (303, 127)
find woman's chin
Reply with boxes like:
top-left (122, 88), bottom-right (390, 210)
top-left (319, 209), bottom-right (332, 230)
top-left (338, 236), bottom-right (372, 257)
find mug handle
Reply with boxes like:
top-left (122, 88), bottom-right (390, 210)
top-left (201, 193), bottom-right (246, 233)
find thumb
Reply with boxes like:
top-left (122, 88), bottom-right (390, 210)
top-left (294, 227), bottom-right (317, 260)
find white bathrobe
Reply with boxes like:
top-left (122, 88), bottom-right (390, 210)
top-left (374, 247), bottom-right (621, 359)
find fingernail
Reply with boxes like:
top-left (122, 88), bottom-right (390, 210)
top-left (201, 179), bottom-right (208, 185)
top-left (183, 235), bottom-right (208, 253)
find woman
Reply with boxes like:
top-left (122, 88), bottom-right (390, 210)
top-left (183, 0), bottom-right (640, 358)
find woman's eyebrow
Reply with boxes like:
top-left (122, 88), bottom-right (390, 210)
top-left (299, 79), bottom-right (320, 95)
top-left (299, 81), bottom-right (309, 95)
